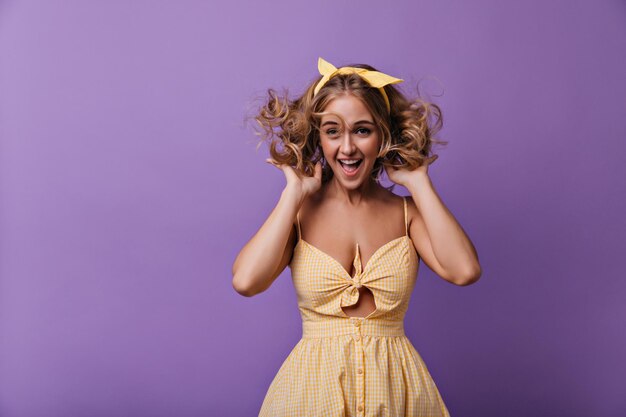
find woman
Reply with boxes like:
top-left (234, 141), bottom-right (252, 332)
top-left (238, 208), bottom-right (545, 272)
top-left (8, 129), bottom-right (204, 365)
top-left (232, 57), bottom-right (481, 417)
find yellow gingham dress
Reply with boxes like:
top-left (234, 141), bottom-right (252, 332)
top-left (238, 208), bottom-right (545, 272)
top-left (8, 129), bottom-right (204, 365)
top-left (259, 196), bottom-right (450, 417)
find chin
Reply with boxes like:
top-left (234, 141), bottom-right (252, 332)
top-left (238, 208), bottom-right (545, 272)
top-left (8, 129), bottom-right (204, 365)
top-left (330, 168), bottom-right (373, 189)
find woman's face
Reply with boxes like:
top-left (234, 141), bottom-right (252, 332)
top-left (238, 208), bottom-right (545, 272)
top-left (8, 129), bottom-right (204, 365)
top-left (319, 94), bottom-right (381, 189)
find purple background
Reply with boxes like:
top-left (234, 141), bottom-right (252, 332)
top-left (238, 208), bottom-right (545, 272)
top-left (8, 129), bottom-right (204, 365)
top-left (1, 1), bottom-right (625, 416)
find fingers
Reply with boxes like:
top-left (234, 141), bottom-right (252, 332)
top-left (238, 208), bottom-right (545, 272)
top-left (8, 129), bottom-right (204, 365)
top-left (267, 159), bottom-right (303, 185)
top-left (313, 161), bottom-right (322, 179)
top-left (265, 158), bottom-right (281, 169)
top-left (384, 164), bottom-right (398, 174)
top-left (266, 158), bottom-right (291, 174)
top-left (266, 159), bottom-right (323, 187)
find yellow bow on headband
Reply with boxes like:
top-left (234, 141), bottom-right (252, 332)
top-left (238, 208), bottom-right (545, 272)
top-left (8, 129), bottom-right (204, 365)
top-left (313, 57), bottom-right (404, 112)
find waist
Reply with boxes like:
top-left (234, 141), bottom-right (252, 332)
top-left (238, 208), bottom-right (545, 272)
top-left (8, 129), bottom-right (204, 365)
top-left (302, 317), bottom-right (405, 338)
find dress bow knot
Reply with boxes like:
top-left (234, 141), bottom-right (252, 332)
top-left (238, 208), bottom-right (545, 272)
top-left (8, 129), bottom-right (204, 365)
top-left (340, 243), bottom-right (364, 308)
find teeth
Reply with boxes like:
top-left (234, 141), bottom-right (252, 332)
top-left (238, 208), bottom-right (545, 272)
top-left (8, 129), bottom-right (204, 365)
top-left (339, 159), bottom-right (361, 165)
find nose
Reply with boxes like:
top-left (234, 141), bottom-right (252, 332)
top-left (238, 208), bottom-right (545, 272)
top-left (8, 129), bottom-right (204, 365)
top-left (339, 130), bottom-right (357, 155)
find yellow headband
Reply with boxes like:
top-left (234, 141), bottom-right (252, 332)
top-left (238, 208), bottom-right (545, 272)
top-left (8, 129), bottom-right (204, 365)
top-left (312, 57), bottom-right (404, 113)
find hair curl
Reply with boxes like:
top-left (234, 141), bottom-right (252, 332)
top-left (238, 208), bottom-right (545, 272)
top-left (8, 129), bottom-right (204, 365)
top-left (248, 62), bottom-right (447, 189)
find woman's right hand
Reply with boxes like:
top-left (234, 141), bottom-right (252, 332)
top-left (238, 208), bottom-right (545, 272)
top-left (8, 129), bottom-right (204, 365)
top-left (266, 159), bottom-right (322, 200)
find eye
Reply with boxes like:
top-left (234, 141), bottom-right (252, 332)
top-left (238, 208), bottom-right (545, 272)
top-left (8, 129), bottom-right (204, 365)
top-left (324, 128), bottom-right (341, 138)
top-left (355, 127), bottom-right (371, 135)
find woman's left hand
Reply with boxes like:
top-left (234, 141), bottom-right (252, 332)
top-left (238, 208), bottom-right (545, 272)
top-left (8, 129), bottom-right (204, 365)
top-left (384, 154), bottom-right (438, 187)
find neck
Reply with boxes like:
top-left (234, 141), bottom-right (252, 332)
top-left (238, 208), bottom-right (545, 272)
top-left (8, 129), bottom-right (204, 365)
top-left (325, 176), bottom-right (380, 206)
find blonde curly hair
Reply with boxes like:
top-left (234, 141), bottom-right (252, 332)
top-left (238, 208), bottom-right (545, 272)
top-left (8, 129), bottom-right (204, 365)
top-left (250, 62), bottom-right (447, 187)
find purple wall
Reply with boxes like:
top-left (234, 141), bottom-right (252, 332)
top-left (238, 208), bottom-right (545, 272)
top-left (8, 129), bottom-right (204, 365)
top-left (1, 1), bottom-right (624, 416)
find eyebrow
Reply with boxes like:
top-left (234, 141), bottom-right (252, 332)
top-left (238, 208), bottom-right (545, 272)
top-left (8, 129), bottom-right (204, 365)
top-left (321, 120), bottom-right (375, 127)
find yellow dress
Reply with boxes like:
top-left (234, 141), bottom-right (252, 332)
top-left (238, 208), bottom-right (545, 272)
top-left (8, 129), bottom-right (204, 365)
top-left (259, 196), bottom-right (451, 417)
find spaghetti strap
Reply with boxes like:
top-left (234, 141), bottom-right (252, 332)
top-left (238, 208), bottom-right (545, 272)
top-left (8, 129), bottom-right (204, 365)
top-left (403, 196), bottom-right (408, 236)
top-left (296, 211), bottom-right (302, 242)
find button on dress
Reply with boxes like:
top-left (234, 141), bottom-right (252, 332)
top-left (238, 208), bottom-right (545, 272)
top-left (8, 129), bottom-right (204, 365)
top-left (259, 196), bottom-right (451, 417)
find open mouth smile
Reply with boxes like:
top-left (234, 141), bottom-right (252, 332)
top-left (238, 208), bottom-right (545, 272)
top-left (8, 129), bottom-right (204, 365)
top-left (338, 159), bottom-right (363, 177)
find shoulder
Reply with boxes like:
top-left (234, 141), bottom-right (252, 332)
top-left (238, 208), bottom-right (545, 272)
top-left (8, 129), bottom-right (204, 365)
top-left (297, 189), bottom-right (324, 217)
top-left (402, 195), bottom-right (423, 229)
top-left (294, 189), bottom-right (325, 232)
top-left (381, 189), bottom-right (409, 211)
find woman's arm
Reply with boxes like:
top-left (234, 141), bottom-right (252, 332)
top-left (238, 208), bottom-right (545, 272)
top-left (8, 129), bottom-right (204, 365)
top-left (406, 173), bottom-right (481, 286)
top-left (386, 155), bottom-right (481, 286)
top-left (232, 186), bottom-right (303, 297)
top-left (232, 160), bottom-right (322, 297)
